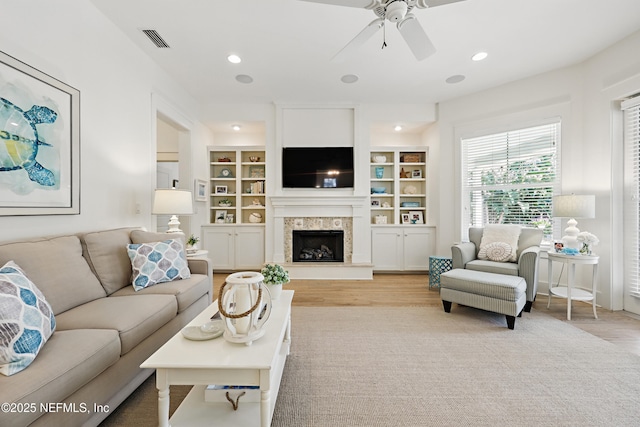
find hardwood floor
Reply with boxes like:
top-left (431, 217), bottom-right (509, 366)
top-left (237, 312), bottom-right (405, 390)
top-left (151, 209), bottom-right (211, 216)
top-left (214, 272), bottom-right (640, 356)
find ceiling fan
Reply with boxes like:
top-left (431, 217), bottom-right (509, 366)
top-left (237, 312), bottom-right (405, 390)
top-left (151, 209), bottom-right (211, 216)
top-left (300, 0), bottom-right (465, 61)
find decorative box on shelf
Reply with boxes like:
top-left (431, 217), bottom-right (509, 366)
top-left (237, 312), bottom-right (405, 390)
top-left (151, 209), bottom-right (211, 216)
top-left (400, 153), bottom-right (421, 163)
top-left (401, 202), bottom-right (420, 207)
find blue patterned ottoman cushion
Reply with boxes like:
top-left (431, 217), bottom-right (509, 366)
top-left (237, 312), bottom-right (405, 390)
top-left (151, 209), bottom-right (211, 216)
top-left (127, 239), bottom-right (190, 291)
top-left (0, 261), bottom-right (56, 376)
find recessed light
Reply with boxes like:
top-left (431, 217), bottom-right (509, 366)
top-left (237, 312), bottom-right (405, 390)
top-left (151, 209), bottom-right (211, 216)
top-left (394, 125), bottom-right (403, 132)
top-left (472, 52), bottom-right (488, 61)
top-left (341, 74), bottom-right (359, 84)
top-left (235, 74), bottom-right (253, 84)
top-left (231, 124), bottom-right (241, 131)
top-left (227, 54), bottom-right (242, 64)
top-left (446, 75), bottom-right (465, 84)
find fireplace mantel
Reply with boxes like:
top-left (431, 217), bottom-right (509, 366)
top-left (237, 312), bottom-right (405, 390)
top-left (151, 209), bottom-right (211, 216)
top-left (271, 195), bottom-right (368, 218)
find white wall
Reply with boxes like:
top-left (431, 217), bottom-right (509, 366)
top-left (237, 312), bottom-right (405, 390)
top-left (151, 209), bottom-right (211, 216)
top-left (0, 0), bottom-right (210, 241)
top-left (436, 29), bottom-right (640, 310)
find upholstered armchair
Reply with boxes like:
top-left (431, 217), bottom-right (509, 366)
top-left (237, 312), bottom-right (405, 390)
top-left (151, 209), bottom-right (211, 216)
top-left (451, 226), bottom-right (543, 312)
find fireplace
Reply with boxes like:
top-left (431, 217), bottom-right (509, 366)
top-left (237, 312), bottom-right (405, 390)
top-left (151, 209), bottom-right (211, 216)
top-left (292, 230), bottom-right (344, 262)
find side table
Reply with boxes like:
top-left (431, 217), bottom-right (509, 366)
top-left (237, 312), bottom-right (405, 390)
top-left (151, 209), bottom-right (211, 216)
top-left (186, 249), bottom-right (209, 258)
top-left (547, 252), bottom-right (599, 320)
top-left (429, 256), bottom-right (453, 289)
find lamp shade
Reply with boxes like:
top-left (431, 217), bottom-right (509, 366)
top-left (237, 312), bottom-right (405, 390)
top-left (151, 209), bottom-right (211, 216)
top-left (152, 189), bottom-right (194, 215)
top-left (552, 195), bottom-right (595, 219)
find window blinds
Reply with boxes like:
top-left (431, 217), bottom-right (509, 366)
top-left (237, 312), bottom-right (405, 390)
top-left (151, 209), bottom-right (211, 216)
top-left (622, 96), bottom-right (640, 297)
top-left (462, 122), bottom-right (560, 231)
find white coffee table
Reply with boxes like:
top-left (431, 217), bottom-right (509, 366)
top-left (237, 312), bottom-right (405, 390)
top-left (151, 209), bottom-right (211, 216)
top-left (141, 290), bottom-right (294, 427)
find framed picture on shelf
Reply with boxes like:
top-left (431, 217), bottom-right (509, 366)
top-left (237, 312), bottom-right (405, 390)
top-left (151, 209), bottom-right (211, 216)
top-left (401, 213), bottom-right (411, 224)
top-left (194, 179), bottom-right (207, 201)
top-left (214, 185), bottom-right (227, 194)
top-left (371, 198), bottom-right (380, 207)
top-left (215, 210), bottom-right (227, 223)
top-left (249, 166), bottom-right (265, 178)
top-left (225, 213), bottom-right (234, 223)
top-left (412, 169), bottom-right (422, 178)
top-left (408, 211), bottom-right (424, 224)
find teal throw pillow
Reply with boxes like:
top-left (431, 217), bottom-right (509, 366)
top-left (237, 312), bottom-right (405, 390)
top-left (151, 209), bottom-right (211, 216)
top-left (127, 239), bottom-right (190, 291)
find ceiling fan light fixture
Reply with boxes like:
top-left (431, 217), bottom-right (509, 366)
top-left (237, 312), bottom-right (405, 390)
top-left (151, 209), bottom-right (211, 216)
top-left (386, 1), bottom-right (408, 22)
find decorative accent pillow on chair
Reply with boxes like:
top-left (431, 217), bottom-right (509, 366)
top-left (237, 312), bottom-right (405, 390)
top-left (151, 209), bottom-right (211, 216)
top-left (127, 239), bottom-right (190, 291)
top-left (479, 241), bottom-right (513, 262)
top-left (0, 261), bottom-right (56, 376)
top-left (477, 224), bottom-right (521, 262)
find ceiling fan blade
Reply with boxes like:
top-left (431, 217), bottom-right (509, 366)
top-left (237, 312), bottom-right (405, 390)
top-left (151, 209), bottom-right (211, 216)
top-left (299, 0), bottom-right (379, 9)
top-left (332, 18), bottom-right (384, 62)
top-left (414, 0), bottom-right (465, 8)
top-left (396, 14), bottom-right (436, 61)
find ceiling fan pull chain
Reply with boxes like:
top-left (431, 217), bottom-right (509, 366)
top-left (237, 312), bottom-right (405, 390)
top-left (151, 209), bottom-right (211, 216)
top-left (381, 22), bottom-right (387, 50)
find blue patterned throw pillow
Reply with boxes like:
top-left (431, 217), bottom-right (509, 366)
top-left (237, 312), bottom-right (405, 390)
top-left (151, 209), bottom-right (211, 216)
top-left (127, 239), bottom-right (190, 291)
top-left (0, 261), bottom-right (56, 376)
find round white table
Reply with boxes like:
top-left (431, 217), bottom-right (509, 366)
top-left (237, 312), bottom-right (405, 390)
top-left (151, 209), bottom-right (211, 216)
top-left (547, 251), bottom-right (599, 320)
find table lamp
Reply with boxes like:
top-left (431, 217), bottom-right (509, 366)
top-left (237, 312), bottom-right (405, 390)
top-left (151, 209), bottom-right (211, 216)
top-left (152, 189), bottom-right (194, 233)
top-left (552, 194), bottom-right (595, 250)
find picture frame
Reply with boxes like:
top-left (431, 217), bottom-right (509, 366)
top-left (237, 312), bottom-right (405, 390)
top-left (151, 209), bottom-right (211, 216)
top-left (408, 210), bottom-right (424, 224)
top-left (412, 169), bottom-right (422, 178)
top-left (215, 210), bottom-right (227, 223)
top-left (225, 213), bottom-right (234, 223)
top-left (249, 165), bottom-right (265, 179)
top-left (401, 213), bottom-right (411, 224)
top-left (371, 198), bottom-right (380, 207)
top-left (194, 179), bottom-right (207, 201)
top-left (0, 51), bottom-right (80, 215)
top-left (214, 185), bottom-right (227, 194)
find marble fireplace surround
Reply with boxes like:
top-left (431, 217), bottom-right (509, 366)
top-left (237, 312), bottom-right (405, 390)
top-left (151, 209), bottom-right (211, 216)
top-left (270, 196), bottom-right (371, 278)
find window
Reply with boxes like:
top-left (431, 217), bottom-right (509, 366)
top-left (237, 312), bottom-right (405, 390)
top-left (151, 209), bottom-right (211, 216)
top-left (622, 96), bottom-right (640, 297)
top-left (462, 121), bottom-right (560, 236)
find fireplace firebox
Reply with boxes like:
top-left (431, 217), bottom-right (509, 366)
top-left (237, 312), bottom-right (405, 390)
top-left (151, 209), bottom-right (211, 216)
top-left (292, 230), bottom-right (344, 262)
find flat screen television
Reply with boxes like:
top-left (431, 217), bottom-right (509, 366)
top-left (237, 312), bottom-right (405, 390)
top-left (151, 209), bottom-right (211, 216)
top-left (282, 147), bottom-right (354, 188)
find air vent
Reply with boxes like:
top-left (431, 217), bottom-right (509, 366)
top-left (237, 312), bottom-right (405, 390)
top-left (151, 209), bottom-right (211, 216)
top-left (141, 29), bottom-right (170, 48)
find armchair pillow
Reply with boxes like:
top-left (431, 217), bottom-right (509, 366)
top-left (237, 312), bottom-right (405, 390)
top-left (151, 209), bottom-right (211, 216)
top-left (127, 240), bottom-right (190, 291)
top-left (477, 224), bottom-right (521, 262)
top-left (479, 241), bottom-right (513, 262)
top-left (0, 261), bottom-right (56, 376)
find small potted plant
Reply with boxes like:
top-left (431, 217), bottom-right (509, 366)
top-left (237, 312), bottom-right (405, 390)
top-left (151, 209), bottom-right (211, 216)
top-left (218, 198), bottom-right (232, 207)
top-left (186, 234), bottom-right (199, 254)
top-left (260, 264), bottom-right (289, 300)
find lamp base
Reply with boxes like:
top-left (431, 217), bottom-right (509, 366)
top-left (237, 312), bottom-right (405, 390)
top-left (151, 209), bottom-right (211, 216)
top-left (166, 215), bottom-right (183, 234)
top-left (561, 218), bottom-right (581, 250)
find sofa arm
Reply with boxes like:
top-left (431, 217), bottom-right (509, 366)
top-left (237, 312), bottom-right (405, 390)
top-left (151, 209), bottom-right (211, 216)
top-left (188, 257), bottom-right (212, 276)
top-left (451, 242), bottom-right (477, 269)
top-left (518, 246), bottom-right (541, 301)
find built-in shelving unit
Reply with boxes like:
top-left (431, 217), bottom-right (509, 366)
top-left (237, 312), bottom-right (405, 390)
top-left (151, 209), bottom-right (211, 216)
top-left (208, 147), bottom-right (266, 224)
top-left (370, 148), bottom-right (428, 225)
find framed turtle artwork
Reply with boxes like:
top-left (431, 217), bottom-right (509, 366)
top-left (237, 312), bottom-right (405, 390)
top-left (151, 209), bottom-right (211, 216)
top-left (0, 51), bottom-right (80, 215)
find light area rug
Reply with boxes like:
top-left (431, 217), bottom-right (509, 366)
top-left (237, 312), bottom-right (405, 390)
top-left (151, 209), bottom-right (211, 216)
top-left (101, 306), bottom-right (640, 427)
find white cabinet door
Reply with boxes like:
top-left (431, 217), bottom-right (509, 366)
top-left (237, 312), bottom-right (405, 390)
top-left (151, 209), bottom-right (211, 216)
top-left (371, 228), bottom-right (403, 271)
top-left (402, 227), bottom-right (435, 271)
top-left (234, 226), bottom-right (265, 270)
top-left (202, 227), bottom-right (235, 270)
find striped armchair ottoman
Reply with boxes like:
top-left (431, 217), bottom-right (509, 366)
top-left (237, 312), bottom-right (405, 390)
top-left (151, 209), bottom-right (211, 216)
top-left (440, 269), bottom-right (527, 330)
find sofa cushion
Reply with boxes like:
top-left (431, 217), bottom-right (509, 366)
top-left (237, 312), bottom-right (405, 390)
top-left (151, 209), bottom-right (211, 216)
top-left (0, 261), bottom-right (56, 376)
top-left (127, 240), bottom-right (190, 291)
top-left (54, 295), bottom-right (177, 355)
top-left (0, 236), bottom-right (106, 315)
top-left (111, 273), bottom-right (210, 313)
top-left (0, 328), bottom-right (120, 427)
top-left (81, 227), bottom-right (138, 295)
top-left (466, 259), bottom-right (519, 277)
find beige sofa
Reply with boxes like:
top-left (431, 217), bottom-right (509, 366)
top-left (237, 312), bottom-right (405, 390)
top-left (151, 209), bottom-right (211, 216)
top-left (0, 227), bottom-right (212, 427)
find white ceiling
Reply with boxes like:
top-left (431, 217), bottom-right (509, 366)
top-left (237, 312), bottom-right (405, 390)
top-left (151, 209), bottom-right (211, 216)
top-left (90, 0), bottom-right (640, 108)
